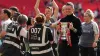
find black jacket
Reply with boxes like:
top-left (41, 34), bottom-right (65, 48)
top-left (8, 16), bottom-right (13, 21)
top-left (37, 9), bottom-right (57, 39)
top-left (60, 14), bottom-right (82, 45)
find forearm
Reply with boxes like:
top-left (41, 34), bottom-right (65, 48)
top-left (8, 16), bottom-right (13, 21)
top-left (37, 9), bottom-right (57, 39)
top-left (94, 34), bottom-right (99, 42)
top-left (34, 0), bottom-right (40, 15)
top-left (52, 0), bottom-right (59, 10)
top-left (52, 0), bottom-right (59, 19)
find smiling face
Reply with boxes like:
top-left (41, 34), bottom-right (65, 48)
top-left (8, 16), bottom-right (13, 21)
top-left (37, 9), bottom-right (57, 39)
top-left (0, 10), bottom-right (6, 20)
top-left (62, 5), bottom-right (74, 17)
top-left (45, 7), bottom-right (53, 20)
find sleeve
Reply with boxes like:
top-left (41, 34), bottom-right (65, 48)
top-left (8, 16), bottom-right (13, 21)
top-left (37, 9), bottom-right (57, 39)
top-left (2, 20), bottom-right (12, 31)
top-left (47, 28), bottom-right (53, 41)
top-left (73, 18), bottom-right (82, 36)
top-left (2, 23), bottom-right (7, 31)
top-left (92, 21), bottom-right (99, 34)
top-left (20, 28), bottom-right (27, 38)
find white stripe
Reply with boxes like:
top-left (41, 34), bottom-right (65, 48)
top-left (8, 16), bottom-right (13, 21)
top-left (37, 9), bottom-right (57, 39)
top-left (42, 26), bottom-right (46, 44)
top-left (6, 31), bottom-right (17, 38)
top-left (29, 41), bottom-right (49, 46)
top-left (3, 40), bottom-right (20, 49)
top-left (31, 47), bottom-right (53, 54)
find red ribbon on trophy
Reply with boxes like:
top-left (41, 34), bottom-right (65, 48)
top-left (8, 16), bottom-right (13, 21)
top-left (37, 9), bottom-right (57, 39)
top-left (66, 23), bottom-right (72, 47)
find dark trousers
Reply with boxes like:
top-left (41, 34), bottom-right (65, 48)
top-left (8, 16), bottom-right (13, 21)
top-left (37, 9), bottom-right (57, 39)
top-left (80, 45), bottom-right (96, 56)
top-left (97, 48), bottom-right (100, 56)
top-left (58, 40), bottom-right (79, 56)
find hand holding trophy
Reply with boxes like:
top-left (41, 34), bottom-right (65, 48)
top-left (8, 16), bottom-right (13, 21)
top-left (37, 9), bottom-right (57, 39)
top-left (60, 22), bottom-right (72, 47)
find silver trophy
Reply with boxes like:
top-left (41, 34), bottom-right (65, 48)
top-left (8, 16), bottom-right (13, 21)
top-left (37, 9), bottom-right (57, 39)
top-left (60, 22), bottom-right (68, 39)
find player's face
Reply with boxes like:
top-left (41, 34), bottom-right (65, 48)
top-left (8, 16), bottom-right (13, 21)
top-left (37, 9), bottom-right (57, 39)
top-left (62, 5), bottom-right (74, 16)
top-left (45, 8), bottom-right (52, 18)
top-left (0, 10), bottom-right (6, 20)
top-left (10, 10), bottom-right (15, 16)
top-left (84, 13), bottom-right (91, 22)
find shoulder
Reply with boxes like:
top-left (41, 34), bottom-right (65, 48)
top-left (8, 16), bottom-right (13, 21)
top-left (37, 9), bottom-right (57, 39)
top-left (44, 26), bottom-right (50, 31)
top-left (91, 21), bottom-right (98, 27)
top-left (60, 17), bottom-right (66, 22)
top-left (44, 26), bottom-right (49, 29)
top-left (73, 15), bottom-right (81, 22)
top-left (5, 19), bottom-right (12, 24)
top-left (91, 21), bottom-right (98, 25)
top-left (72, 16), bottom-right (82, 25)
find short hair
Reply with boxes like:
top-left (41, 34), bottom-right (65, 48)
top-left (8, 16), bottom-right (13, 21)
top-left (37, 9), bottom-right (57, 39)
top-left (35, 13), bottom-right (46, 23)
top-left (9, 6), bottom-right (19, 12)
top-left (3, 9), bottom-right (11, 18)
top-left (66, 2), bottom-right (74, 9)
top-left (17, 14), bottom-right (28, 25)
top-left (84, 9), bottom-right (94, 20)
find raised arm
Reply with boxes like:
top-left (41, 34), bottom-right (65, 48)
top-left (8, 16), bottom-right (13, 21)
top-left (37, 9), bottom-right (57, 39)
top-left (52, 0), bottom-right (59, 19)
top-left (34, 0), bottom-right (41, 16)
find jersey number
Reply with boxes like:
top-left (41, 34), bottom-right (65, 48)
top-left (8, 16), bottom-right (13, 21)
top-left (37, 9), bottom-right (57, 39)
top-left (31, 28), bottom-right (41, 34)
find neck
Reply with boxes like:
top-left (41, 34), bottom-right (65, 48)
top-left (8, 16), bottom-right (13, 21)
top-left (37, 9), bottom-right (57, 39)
top-left (67, 14), bottom-right (73, 16)
top-left (46, 19), bottom-right (50, 22)
top-left (86, 20), bottom-right (91, 24)
top-left (46, 16), bottom-right (51, 20)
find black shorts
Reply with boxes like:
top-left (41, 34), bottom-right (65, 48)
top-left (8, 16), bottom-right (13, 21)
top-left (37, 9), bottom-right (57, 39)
top-left (1, 43), bottom-right (23, 56)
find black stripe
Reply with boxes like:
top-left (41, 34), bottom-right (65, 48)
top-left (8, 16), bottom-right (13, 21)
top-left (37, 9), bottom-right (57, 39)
top-left (4, 35), bottom-right (20, 45)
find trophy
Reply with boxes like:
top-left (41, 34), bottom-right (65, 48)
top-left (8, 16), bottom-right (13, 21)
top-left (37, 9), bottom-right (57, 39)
top-left (60, 22), bottom-right (72, 47)
top-left (60, 22), bottom-right (68, 39)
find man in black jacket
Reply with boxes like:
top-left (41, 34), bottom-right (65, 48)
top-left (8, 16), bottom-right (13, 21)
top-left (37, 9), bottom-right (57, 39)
top-left (58, 2), bottom-right (82, 56)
